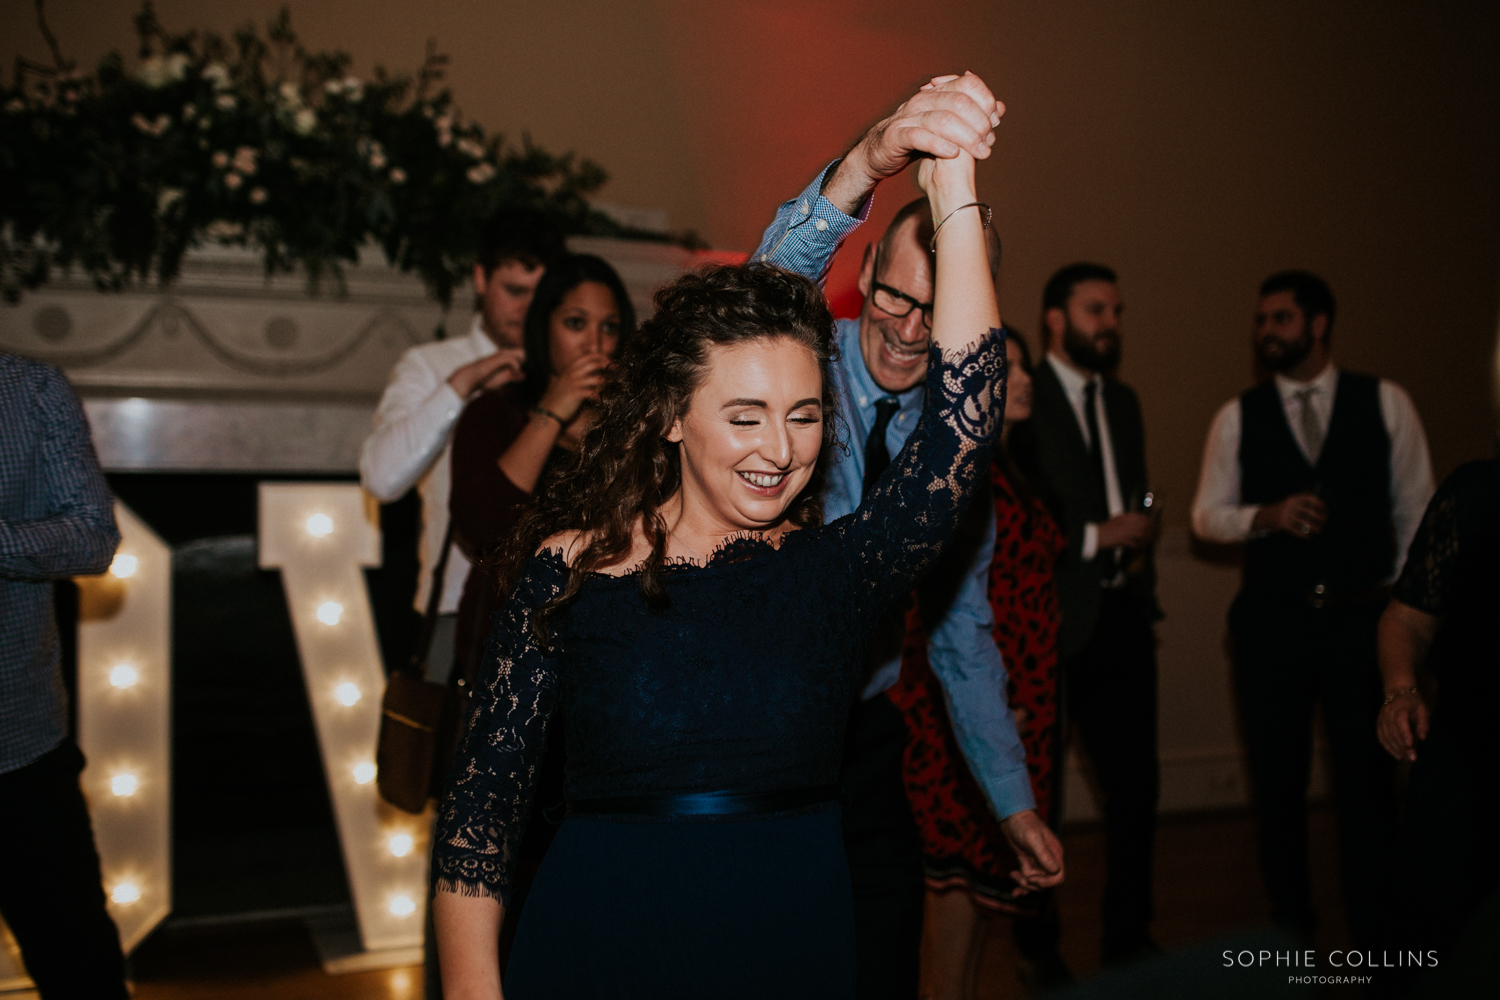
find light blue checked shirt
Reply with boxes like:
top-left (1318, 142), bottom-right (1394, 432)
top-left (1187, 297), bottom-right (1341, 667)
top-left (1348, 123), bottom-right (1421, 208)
top-left (0, 354), bottom-right (119, 773)
top-left (753, 163), bottom-right (1034, 820)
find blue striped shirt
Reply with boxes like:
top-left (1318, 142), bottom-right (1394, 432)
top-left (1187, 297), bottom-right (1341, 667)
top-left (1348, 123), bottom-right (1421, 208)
top-left (753, 164), bottom-right (1036, 819)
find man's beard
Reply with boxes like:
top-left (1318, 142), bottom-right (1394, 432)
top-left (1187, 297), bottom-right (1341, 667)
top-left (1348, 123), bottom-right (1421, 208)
top-left (1062, 323), bottom-right (1120, 373)
top-left (1256, 330), bottom-right (1312, 373)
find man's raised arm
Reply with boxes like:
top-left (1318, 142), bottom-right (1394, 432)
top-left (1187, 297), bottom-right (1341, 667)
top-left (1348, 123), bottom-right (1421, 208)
top-left (753, 71), bottom-right (1004, 284)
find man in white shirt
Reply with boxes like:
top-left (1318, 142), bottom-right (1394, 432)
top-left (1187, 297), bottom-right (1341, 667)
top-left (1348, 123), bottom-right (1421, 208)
top-left (360, 208), bottom-right (566, 676)
top-left (1190, 270), bottom-right (1434, 950)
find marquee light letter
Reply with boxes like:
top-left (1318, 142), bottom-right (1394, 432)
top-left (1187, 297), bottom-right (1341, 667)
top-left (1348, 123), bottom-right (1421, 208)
top-left (75, 502), bottom-right (175, 955)
top-left (259, 483), bottom-right (427, 962)
top-left (0, 501), bottom-right (175, 994)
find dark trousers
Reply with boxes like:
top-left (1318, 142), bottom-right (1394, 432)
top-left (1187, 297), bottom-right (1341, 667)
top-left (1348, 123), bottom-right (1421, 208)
top-left (0, 740), bottom-right (128, 1000)
top-left (842, 695), bottom-right (923, 1000)
top-left (1064, 588), bottom-right (1160, 955)
top-left (1385, 726), bottom-right (1500, 995)
top-left (1229, 594), bottom-right (1396, 949)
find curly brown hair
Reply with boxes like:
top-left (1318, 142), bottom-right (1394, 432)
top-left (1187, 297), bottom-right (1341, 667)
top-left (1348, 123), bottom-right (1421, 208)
top-left (498, 263), bottom-right (840, 638)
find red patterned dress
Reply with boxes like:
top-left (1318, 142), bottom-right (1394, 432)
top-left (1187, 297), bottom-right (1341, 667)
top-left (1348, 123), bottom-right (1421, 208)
top-left (887, 463), bottom-right (1065, 913)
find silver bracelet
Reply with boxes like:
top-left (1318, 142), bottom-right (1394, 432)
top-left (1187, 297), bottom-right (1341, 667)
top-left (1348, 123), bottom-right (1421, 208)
top-left (929, 202), bottom-right (992, 253)
top-left (1382, 686), bottom-right (1419, 708)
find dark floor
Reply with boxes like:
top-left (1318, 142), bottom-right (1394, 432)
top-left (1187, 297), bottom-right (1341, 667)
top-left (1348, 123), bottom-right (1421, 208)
top-left (975, 805), bottom-right (1354, 999)
top-left (122, 805), bottom-right (1357, 999)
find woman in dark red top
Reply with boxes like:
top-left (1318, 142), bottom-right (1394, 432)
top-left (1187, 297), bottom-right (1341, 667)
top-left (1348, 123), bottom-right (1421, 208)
top-left (450, 254), bottom-right (635, 668)
top-left (448, 252), bottom-right (634, 966)
top-left (888, 332), bottom-right (1070, 997)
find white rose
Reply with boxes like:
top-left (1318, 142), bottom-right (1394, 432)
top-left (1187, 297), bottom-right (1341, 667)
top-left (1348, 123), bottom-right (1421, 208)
top-left (201, 62), bottom-right (231, 89)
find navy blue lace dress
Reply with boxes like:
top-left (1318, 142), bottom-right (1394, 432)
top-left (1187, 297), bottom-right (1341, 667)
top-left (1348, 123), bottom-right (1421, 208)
top-left (434, 331), bottom-right (1005, 998)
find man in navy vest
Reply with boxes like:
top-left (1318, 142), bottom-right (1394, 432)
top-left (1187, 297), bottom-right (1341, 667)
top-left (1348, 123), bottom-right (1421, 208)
top-left (1191, 270), bottom-right (1433, 949)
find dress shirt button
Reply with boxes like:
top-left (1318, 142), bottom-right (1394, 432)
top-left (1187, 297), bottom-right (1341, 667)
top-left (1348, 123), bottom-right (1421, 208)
top-left (760, 253), bottom-right (769, 262)
top-left (814, 218), bottom-right (828, 231)
top-left (800, 201), bottom-right (810, 215)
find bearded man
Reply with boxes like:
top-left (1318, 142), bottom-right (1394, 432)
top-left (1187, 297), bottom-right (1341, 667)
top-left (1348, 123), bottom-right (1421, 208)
top-left (1191, 270), bottom-right (1433, 951)
top-left (1007, 262), bottom-right (1163, 966)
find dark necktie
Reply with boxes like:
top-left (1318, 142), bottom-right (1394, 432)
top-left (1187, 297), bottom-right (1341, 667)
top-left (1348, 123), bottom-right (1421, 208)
top-left (863, 396), bottom-right (902, 497)
top-left (1083, 380), bottom-right (1116, 576)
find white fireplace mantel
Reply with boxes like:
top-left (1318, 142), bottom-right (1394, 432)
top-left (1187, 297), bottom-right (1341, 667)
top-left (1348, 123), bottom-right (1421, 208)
top-left (0, 238), bottom-right (742, 474)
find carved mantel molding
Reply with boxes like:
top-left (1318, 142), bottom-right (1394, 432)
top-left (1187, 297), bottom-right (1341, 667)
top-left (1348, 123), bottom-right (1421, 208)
top-left (0, 239), bottom-right (741, 473)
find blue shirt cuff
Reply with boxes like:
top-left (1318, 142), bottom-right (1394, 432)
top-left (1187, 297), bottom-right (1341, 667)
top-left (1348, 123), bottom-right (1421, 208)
top-left (987, 769), bottom-right (1038, 820)
top-left (752, 160), bottom-right (870, 281)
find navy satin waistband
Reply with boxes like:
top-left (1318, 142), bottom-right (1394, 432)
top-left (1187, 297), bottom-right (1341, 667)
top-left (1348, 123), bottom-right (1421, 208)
top-left (567, 784), bottom-right (841, 818)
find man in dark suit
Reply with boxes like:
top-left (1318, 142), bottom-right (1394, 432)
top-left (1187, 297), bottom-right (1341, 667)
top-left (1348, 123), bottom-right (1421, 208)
top-left (1010, 262), bottom-right (1161, 965)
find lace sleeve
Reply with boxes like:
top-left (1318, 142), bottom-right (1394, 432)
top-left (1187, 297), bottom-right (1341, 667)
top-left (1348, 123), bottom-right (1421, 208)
top-left (830, 328), bottom-right (1005, 617)
top-left (433, 552), bottom-right (566, 904)
top-left (1392, 470), bottom-right (1462, 616)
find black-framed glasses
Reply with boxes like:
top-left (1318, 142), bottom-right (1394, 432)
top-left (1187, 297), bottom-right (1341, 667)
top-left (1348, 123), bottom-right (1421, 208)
top-left (869, 247), bottom-right (934, 330)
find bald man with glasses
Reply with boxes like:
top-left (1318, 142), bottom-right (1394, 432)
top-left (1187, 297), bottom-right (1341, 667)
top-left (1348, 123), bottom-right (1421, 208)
top-left (752, 71), bottom-right (1061, 999)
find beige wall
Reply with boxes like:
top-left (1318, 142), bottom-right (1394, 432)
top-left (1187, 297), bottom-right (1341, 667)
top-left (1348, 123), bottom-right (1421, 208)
top-left (10, 1), bottom-right (1496, 821)
top-left (9, 0), bottom-right (1499, 508)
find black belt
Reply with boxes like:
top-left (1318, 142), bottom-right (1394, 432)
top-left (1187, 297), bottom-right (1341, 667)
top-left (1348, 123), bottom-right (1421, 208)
top-left (567, 784), bottom-right (840, 818)
top-left (1305, 584), bottom-right (1391, 609)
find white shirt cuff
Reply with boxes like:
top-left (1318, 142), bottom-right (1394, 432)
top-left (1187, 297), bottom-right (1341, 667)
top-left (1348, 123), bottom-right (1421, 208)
top-left (1082, 522), bottom-right (1099, 562)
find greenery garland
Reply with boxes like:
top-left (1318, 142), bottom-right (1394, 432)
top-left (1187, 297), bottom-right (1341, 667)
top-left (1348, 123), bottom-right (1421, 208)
top-left (0, 2), bottom-right (698, 305)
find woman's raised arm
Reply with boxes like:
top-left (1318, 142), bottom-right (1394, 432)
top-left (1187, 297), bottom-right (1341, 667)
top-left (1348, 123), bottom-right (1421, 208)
top-left (919, 80), bottom-right (1002, 355)
top-left (828, 96), bottom-right (1008, 623)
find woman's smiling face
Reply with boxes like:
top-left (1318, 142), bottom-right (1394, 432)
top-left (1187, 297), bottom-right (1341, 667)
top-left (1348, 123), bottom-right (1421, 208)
top-left (667, 336), bottom-right (825, 532)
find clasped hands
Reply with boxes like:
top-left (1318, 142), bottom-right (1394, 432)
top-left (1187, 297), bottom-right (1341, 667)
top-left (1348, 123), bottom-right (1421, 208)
top-left (1252, 493), bottom-right (1328, 540)
top-left (823, 71), bottom-right (1005, 216)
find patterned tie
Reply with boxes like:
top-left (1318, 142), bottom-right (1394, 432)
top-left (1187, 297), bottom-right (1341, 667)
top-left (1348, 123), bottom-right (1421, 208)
top-left (1295, 387), bottom-right (1323, 463)
top-left (863, 397), bottom-right (902, 497)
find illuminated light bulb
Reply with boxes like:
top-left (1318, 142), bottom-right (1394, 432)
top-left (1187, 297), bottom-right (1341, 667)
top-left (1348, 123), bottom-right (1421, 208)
top-left (111, 773), bottom-right (139, 797)
top-left (111, 882), bottom-right (141, 905)
top-left (110, 554), bottom-right (139, 579)
top-left (388, 894), bottom-right (417, 917)
top-left (352, 762), bottom-right (377, 785)
top-left (316, 601), bottom-right (343, 626)
top-left (109, 664), bottom-right (140, 689)
top-left (306, 513), bottom-right (334, 537)
top-left (388, 833), bottom-right (414, 858)
top-left (334, 682), bottom-right (362, 707)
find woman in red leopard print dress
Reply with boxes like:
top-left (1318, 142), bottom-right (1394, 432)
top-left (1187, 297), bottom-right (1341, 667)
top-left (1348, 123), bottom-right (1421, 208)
top-left (888, 333), bottom-right (1071, 997)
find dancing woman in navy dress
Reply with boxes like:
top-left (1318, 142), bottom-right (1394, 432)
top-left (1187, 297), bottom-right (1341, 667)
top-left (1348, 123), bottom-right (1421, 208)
top-left (432, 75), bottom-right (1022, 999)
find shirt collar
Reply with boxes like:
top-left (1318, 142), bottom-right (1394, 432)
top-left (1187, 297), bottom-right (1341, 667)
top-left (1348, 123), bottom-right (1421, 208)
top-left (1046, 350), bottom-right (1099, 399)
top-left (466, 312), bottom-right (499, 356)
top-left (839, 319), bottom-right (925, 414)
top-left (1274, 363), bottom-right (1339, 400)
